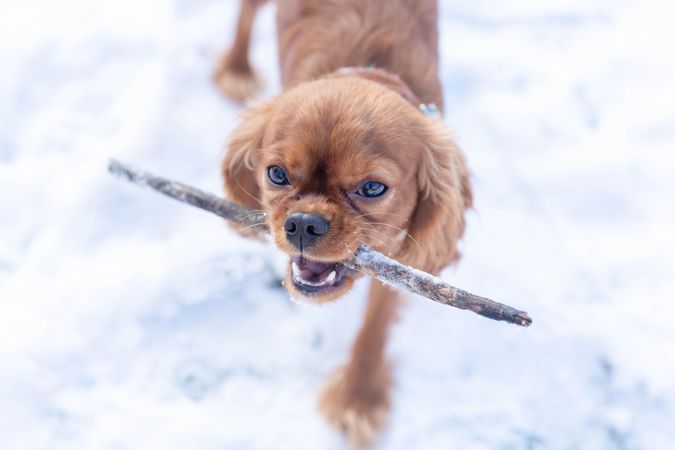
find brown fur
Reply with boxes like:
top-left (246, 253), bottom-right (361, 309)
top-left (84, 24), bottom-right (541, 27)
top-left (213, 0), bottom-right (266, 101)
top-left (319, 282), bottom-right (400, 449)
top-left (216, 1), bottom-right (472, 447)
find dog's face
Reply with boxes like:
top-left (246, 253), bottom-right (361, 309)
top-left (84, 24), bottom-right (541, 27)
top-left (223, 77), bottom-right (472, 303)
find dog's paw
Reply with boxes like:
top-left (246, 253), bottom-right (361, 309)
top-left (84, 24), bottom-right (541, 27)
top-left (318, 363), bottom-right (392, 449)
top-left (213, 54), bottom-right (263, 103)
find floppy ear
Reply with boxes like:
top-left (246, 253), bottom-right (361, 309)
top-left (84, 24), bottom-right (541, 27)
top-left (399, 120), bottom-right (473, 274)
top-left (222, 101), bottom-right (274, 209)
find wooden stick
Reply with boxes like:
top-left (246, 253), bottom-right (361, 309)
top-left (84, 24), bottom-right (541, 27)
top-left (108, 159), bottom-right (532, 327)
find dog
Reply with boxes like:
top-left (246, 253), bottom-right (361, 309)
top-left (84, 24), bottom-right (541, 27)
top-left (214, 0), bottom-right (472, 447)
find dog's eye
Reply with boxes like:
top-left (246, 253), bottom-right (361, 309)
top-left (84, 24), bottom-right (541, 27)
top-left (356, 181), bottom-right (387, 198)
top-left (267, 165), bottom-right (290, 186)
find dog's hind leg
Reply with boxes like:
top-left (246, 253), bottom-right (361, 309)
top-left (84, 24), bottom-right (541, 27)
top-left (213, 0), bottom-right (268, 102)
top-left (319, 281), bottom-right (402, 449)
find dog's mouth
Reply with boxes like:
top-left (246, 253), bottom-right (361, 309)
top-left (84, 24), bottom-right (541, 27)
top-left (289, 256), bottom-right (354, 296)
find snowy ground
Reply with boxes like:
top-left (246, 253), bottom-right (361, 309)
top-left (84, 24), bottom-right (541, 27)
top-left (2, 0), bottom-right (675, 449)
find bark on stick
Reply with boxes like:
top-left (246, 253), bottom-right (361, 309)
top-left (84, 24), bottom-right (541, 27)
top-left (108, 159), bottom-right (532, 327)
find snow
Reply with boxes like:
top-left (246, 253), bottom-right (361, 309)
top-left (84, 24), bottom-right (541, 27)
top-left (1, 0), bottom-right (674, 448)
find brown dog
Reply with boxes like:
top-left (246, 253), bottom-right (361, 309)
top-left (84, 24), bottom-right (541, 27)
top-left (214, 0), bottom-right (472, 447)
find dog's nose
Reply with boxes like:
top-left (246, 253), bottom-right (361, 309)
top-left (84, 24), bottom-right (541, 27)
top-left (284, 212), bottom-right (330, 249)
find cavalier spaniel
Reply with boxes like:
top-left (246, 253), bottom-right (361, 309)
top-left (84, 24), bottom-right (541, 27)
top-left (214, 0), bottom-right (472, 447)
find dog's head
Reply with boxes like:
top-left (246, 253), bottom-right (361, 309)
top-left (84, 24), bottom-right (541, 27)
top-left (223, 77), bottom-right (472, 303)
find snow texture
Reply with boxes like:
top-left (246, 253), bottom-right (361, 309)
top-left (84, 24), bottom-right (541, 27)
top-left (1, 0), bottom-right (674, 449)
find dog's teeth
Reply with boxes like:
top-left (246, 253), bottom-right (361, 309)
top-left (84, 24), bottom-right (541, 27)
top-left (297, 278), bottom-right (326, 287)
top-left (291, 262), bottom-right (339, 289)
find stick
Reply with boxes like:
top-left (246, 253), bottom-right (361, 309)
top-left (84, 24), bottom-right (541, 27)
top-left (108, 159), bottom-right (532, 327)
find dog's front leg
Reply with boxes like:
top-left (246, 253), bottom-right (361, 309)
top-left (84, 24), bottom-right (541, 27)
top-left (319, 281), bottom-right (402, 449)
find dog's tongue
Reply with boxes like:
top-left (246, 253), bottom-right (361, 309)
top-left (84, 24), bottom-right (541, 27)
top-left (291, 256), bottom-right (342, 287)
top-left (295, 256), bottom-right (332, 276)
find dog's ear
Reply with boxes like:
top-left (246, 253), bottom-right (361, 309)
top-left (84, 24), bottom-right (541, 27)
top-left (222, 101), bottom-right (274, 209)
top-left (399, 120), bottom-right (473, 274)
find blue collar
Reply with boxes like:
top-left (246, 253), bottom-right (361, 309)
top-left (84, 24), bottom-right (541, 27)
top-left (419, 103), bottom-right (440, 118)
top-left (335, 66), bottom-right (441, 118)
